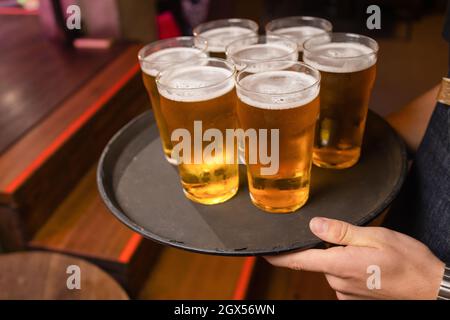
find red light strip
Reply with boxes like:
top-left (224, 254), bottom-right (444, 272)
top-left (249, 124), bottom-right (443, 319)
top-left (5, 63), bottom-right (140, 194)
top-left (233, 257), bottom-right (256, 300)
top-left (118, 233), bottom-right (143, 263)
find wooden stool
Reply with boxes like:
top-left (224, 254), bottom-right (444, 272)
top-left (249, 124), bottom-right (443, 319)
top-left (0, 251), bottom-right (129, 299)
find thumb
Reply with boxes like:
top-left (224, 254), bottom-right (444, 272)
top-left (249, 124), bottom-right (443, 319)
top-left (309, 217), bottom-right (380, 247)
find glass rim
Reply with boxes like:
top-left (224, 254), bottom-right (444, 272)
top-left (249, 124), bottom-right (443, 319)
top-left (138, 36), bottom-right (208, 63)
top-left (236, 60), bottom-right (321, 97)
top-left (156, 57), bottom-right (236, 92)
top-left (303, 32), bottom-right (379, 59)
top-left (226, 34), bottom-right (299, 63)
top-left (265, 15), bottom-right (333, 32)
top-left (193, 18), bottom-right (259, 36)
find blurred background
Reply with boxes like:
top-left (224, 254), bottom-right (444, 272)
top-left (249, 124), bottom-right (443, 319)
top-left (0, 0), bottom-right (447, 299)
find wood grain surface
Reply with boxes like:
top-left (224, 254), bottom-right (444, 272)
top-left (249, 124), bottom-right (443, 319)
top-left (0, 44), bottom-right (145, 245)
top-left (29, 164), bottom-right (159, 296)
top-left (246, 258), bottom-right (336, 300)
top-left (0, 14), bottom-right (126, 154)
top-left (0, 44), bottom-right (141, 199)
top-left (0, 251), bottom-right (129, 299)
top-left (139, 247), bottom-right (247, 300)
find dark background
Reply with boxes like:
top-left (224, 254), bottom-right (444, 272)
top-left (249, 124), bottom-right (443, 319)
top-left (160, 0), bottom-right (449, 115)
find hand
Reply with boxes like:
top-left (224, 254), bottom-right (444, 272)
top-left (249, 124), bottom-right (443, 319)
top-left (265, 217), bottom-right (445, 300)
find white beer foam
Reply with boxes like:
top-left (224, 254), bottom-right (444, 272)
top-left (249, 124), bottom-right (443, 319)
top-left (141, 47), bottom-right (206, 76)
top-left (231, 43), bottom-right (295, 61)
top-left (158, 66), bottom-right (234, 102)
top-left (272, 26), bottom-right (327, 49)
top-left (237, 71), bottom-right (319, 110)
top-left (303, 42), bottom-right (376, 73)
top-left (200, 26), bottom-right (256, 52)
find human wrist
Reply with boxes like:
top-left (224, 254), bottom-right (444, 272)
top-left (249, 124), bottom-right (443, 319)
top-left (416, 259), bottom-right (446, 300)
top-left (436, 264), bottom-right (450, 300)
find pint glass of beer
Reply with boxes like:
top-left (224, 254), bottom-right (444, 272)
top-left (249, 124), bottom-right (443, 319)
top-left (193, 18), bottom-right (258, 59)
top-left (235, 61), bottom-right (320, 213)
top-left (265, 16), bottom-right (332, 60)
top-left (138, 37), bottom-right (208, 164)
top-left (303, 33), bottom-right (378, 169)
top-left (156, 58), bottom-right (239, 205)
top-left (227, 35), bottom-right (298, 165)
top-left (226, 35), bottom-right (298, 71)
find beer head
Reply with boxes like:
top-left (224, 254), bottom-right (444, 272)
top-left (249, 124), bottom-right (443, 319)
top-left (156, 58), bottom-right (235, 102)
top-left (303, 33), bottom-right (378, 73)
top-left (226, 35), bottom-right (299, 71)
top-left (236, 61), bottom-right (320, 109)
top-left (266, 16), bottom-right (332, 51)
top-left (193, 19), bottom-right (259, 56)
top-left (138, 36), bottom-right (208, 77)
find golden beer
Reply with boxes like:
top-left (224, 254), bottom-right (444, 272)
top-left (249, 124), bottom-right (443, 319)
top-left (156, 58), bottom-right (239, 204)
top-left (303, 33), bottom-right (378, 169)
top-left (193, 18), bottom-right (258, 59)
top-left (236, 61), bottom-right (320, 213)
top-left (266, 16), bottom-right (332, 61)
top-left (138, 37), bottom-right (207, 163)
top-left (226, 35), bottom-right (298, 165)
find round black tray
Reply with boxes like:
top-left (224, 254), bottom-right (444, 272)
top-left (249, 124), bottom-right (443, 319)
top-left (97, 111), bottom-right (407, 256)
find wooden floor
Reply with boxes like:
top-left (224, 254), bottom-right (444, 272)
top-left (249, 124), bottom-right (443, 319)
top-left (30, 166), bottom-right (142, 263)
top-left (247, 259), bottom-right (336, 300)
top-left (139, 248), bottom-right (247, 300)
top-left (28, 163), bottom-right (160, 296)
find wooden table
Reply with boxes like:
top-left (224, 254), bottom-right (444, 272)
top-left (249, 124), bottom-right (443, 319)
top-left (0, 14), bottom-right (125, 154)
top-left (0, 251), bottom-right (129, 299)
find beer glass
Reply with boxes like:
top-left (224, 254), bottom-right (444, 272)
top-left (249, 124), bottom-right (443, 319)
top-left (226, 35), bottom-right (298, 71)
top-left (235, 61), bottom-right (320, 213)
top-left (303, 33), bottom-right (378, 169)
top-left (138, 37), bottom-right (208, 164)
top-left (156, 58), bottom-right (239, 205)
top-left (227, 34), bottom-right (298, 164)
top-left (265, 16), bottom-right (332, 60)
top-left (193, 18), bottom-right (258, 59)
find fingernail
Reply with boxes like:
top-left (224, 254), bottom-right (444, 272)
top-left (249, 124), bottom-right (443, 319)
top-left (310, 217), bottom-right (328, 234)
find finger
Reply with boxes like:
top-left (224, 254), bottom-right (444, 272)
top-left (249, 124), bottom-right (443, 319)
top-left (310, 217), bottom-right (386, 247)
top-left (264, 248), bottom-right (342, 274)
